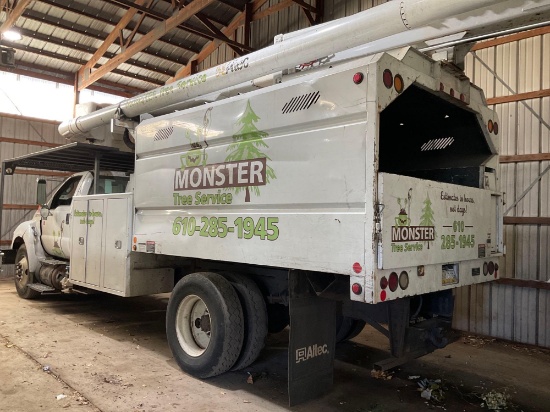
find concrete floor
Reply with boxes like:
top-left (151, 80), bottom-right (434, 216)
top-left (0, 278), bottom-right (548, 412)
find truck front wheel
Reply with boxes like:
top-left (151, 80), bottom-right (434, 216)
top-left (166, 272), bottom-right (244, 378)
top-left (14, 245), bottom-right (40, 299)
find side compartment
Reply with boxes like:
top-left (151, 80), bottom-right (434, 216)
top-left (70, 193), bottom-right (173, 296)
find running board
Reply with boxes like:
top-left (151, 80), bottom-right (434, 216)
top-left (27, 283), bottom-right (57, 293)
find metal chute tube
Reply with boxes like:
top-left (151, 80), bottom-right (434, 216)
top-left (59, 0), bottom-right (500, 138)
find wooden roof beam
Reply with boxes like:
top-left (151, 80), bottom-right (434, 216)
top-left (23, 10), bottom-right (198, 64)
top-left (105, 0), bottom-right (240, 45)
top-left (40, 0), bottom-right (200, 54)
top-left (78, 0), bottom-right (149, 87)
top-left (14, 27), bottom-right (176, 78)
top-left (0, 0), bottom-right (32, 33)
top-left (3, 38), bottom-right (165, 87)
top-left (194, 14), bottom-right (254, 55)
top-left (78, 0), bottom-right (216, 91)
top-left (0, 64), bottom-right (140, 98)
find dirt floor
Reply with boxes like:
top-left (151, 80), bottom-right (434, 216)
top-left (0, 278), bottom-right (548, 412)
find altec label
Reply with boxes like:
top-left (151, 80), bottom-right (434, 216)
top-left (295, 344), bottom-right (329, 363)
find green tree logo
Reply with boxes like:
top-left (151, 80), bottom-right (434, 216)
top-left (225, 100), bottom-right (276, 202)
top-left (419, 194), bottom-right (435, 249)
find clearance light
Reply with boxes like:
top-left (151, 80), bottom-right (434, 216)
top-left (483, 262), bottom-right (489, 276)
top-left (488, 119), bottom-right (494, 133)
top-left (394, 74), bottom-right (404, 94)
top-left (450, 88), bottom-right (455, 98)
top-left (439, 83), bottom-right (445, 92)
top-left (494, 263), bottom-right (499, 278)
top-left (352, 283), bottom-right (362, 295)
top-left (353, 72), bottom-right (364, 84)
top-left (399, 271), bottom-right (409, 290)
top-left (380, 276), bottom-right (388, 289)
top-left (389, 272), bottom-right (398, 292)
top-left (353, 262), bottom-right (362, 273)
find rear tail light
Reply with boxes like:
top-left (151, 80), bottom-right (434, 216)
top-left (488, 119), bottom-right (494, 133)
top-left (380, 276), bottom-right (388, 289)
top-left (488, 261), bottom-right (495, 275)
top-left (351, 283), bottom-right (362, 295)
top-left (389, 272), bottom-right (398, 292)
top-left (483, 262), bottom-right (489, 276)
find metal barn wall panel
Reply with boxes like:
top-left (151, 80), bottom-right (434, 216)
top-left (0, 114), bottom-right (66, 277)
top-left (197, 0), bottom-right (387, 71)
top-left (455, 31), bottom-right (550, 347)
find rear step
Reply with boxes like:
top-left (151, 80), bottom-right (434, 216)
top-left (27, 283), bottom-right (57, 293)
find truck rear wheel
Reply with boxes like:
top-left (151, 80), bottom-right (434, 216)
top-left (166, 272), bottom-right (244, 378)
top-left (222, 272), bottom-right (268, 370)
top-left (14, 245), bottom-right (40, 300)
top-left (336, 316), bottom-right (366, 343)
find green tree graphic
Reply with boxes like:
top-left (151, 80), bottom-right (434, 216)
top-left (420, 194), bottom-right (435, 249)
top-left (225, 100), bottom-right (276, 202)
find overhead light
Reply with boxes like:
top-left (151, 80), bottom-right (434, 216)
top-left (2, 30), bottom-right (22, 41)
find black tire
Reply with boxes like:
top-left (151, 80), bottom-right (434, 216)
top-left (222, 272), bottom-right (268, 370)
top-left (336, 316), bottom-right (366, 343)
top-left (266, 303), bottom-right (289, 334)
top-left (166, 272), bottom-right (244, 378)
top-left (14, 245), bottom-right (40, 300)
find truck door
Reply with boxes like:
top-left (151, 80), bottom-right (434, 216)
top-left (41, 175), bottom-right (84, 259)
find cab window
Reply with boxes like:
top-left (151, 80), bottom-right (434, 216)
top-left (51, 176), bottom-right (81, 208)
top-left (91, 176), bottom-right (130, 194)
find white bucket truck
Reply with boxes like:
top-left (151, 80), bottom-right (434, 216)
top-left (0, 0), bottom-right (513, 404)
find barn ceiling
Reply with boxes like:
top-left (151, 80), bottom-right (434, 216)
top-left (0, 0), bottom-right (322, 97)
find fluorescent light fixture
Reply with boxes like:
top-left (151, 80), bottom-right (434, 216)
top-left (2, 30), bottom-right (22, 41)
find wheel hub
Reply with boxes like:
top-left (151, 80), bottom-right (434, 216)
top-left (176, 295), bottom-right (212, 357)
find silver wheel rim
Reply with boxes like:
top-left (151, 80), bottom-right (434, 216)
top-left (15, 254), bottom-right (30, 287)
top-left (175, 295), bottom-right (211, 357)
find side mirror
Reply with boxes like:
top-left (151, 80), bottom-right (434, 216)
top-left (36, 179), bottom-right (47, 205)
top-left (40, 205), bottom-right (50, 219)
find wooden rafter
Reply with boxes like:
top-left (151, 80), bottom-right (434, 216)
top-left (168, 0), bottom-right (323, 83)
top-left (472, 25), bottom-right (550, 51)
top-left (77, 0), bottom-right (149, 89)
top-left (0, 0), bottom-right (32, 33)
top-left (78, 0), bottom-right (215, 91)
top-left (195, 14), bottom-right (248, 56)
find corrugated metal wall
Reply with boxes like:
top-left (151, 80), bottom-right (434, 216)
top-left (454, 32), bottom-right (550, 347)
top-left (0, 114), bottom-right (66, 277)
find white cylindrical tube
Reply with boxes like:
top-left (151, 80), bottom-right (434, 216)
top-left (59, 0), bottom-right (501, 138)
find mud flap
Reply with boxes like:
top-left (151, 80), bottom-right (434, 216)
top-left (288, 271), bottom-right (336, 406)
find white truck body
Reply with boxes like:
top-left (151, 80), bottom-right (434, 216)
top-left (0, 0), bottom-right (513, 401)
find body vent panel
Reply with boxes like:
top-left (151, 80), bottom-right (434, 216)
top-left (282, 91), bottom-right (320, 114)
top-left (154, 126), bottom-right (174, 141)
top-left (421, 137), bottom-right (455, 151)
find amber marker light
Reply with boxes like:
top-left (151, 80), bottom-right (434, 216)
top-left (394, 74), bottom-right (404, 94)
